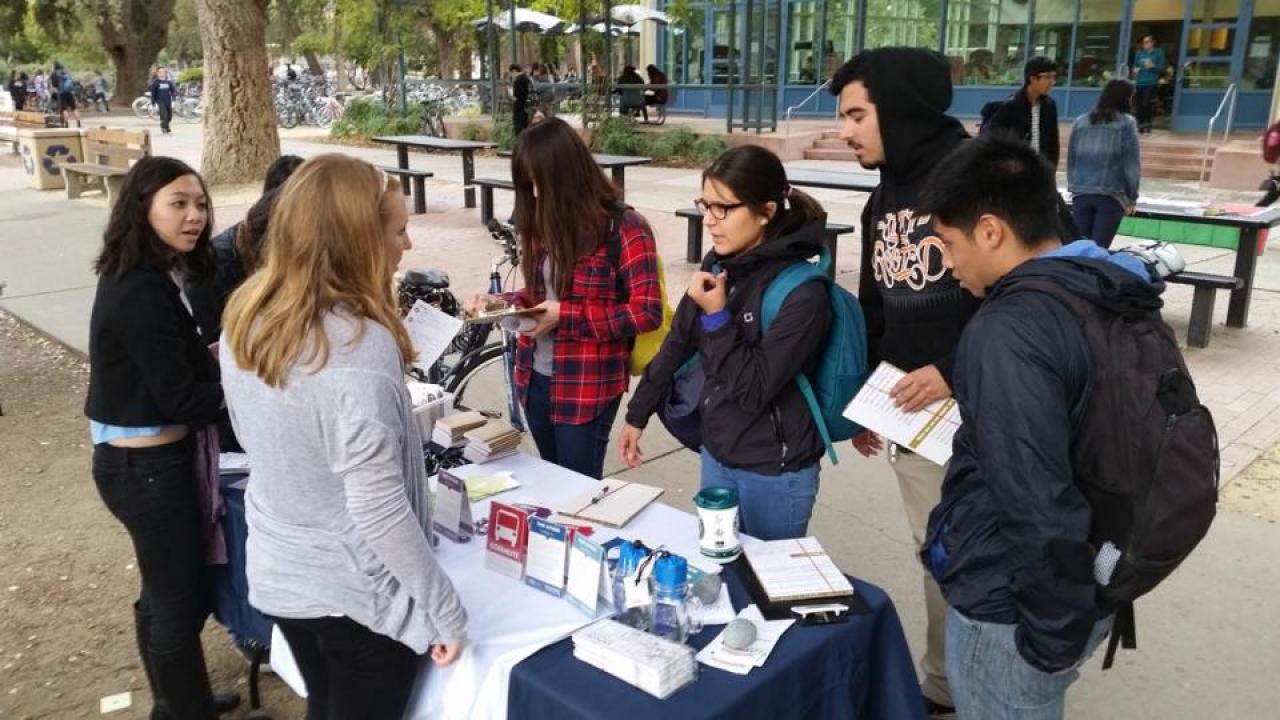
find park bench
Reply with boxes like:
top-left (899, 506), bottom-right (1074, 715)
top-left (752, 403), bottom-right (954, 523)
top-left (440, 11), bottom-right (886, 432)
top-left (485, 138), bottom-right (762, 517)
top-left (675, 207), bottom-right (855, 280)
top-left (0, 111), bottom-right (55, 153)
top-left (1165, 270), bottom-right (1242, 348)
top-left (475, 176), bottom-right (515, 225)
top-left (378, 165), bottom-right (433, 214)
top-left (60, 128), bottom-right (152, 203)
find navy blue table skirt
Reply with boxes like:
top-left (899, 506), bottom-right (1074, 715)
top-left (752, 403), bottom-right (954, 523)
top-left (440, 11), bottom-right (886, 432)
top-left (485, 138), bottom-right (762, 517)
top-left (508, 567), bottom-right (926, 720)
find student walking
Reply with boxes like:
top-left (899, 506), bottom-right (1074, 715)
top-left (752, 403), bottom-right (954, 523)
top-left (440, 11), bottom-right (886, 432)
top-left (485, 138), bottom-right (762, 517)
top-left (8, 71), bottom-right (27, 110)
top-left (982, 56), bottom-right (1060, 168)
top-left (830, 47), bottom-right (980, 717)
top-left (1068, 79), bottom-right (1141, 249)
top-left (1134, 34), bottom-right (1167, 133)
top-left (50, 62), bottom-right (81, 127)
top-left (220, 155), bottom-right (467, 719)
top-left (620, 145), bottom-right (832, 541)
top-left (511, 64), bottom-right (532, 135)
top-left (470, 117), bottom-right (662, 480)
top-left (150, 67), bottom-right (176, 134)
top-left (85, 157), bottom-right (240, 719)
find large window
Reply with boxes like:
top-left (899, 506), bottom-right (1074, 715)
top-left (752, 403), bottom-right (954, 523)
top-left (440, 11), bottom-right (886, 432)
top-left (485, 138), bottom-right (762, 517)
top-left (944, 0), bottom-right (1028, 85)
top-left (1069, 0), bottom-right (1124, 87)
top-left (662, 6), bottom-right (705, 84)
top-left (823, 0), bottom-right (858, 80)
top-left (788, 1), bottom-right (822, 83)
top-left (864, 0), bottom-right (941, 51)
top-left (1244, 0), bottom-right (1280, 90)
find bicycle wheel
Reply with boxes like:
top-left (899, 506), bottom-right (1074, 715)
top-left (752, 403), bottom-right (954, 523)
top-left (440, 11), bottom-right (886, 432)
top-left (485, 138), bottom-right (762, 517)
top-left (132, 96), bottom-right (151, 119)
top-left (446, 344), bottom-right (516, 422)
top-left (277, 107), bottom-right (299, 129)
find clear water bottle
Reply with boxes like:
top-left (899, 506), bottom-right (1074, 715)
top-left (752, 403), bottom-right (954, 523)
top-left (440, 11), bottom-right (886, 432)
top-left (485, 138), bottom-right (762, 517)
top-left (650, 554), bottom-right (697, 644)
top-left (612, 541), bottom-right (651, 630)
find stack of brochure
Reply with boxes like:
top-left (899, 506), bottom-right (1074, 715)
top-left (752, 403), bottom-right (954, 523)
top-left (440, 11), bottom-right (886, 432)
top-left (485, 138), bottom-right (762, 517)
top-left (430, 410), bottom-right (487, 448)
top-left (461, 420), bottom-right (522, 464)
top-left (572, 619), bottom-right (697, 699)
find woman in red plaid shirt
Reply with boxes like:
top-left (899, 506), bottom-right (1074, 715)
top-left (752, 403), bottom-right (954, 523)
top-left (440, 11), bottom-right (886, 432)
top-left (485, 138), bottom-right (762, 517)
top-left (473, 117), bottom-right (663, 479)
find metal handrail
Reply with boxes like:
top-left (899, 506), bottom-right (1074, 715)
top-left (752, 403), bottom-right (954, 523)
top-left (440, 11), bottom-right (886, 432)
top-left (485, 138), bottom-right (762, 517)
top-left (785, 79), bottom-right (832, 137)
top-left (1199, 82), bottom-right (1238, 186)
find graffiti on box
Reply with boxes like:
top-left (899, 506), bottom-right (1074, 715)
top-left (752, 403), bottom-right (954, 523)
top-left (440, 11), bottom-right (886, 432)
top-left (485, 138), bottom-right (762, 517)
top-left (19, 142), bottom-right (78, 178)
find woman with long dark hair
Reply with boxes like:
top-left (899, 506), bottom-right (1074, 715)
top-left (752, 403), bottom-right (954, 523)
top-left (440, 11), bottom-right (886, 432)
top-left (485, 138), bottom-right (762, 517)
top-left (1067, 78), bottom-right (1141, 248)
top-left (619, 145), bottom-right (832, 540)
top-left (469, 117), bottom-right (663, 479)
top-left (85, 156), bottom-right (239, 719)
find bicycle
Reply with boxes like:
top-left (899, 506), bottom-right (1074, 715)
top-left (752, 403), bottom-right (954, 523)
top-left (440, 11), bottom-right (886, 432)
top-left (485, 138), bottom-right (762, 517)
top-left (398, 219), bottom-right (525, 430)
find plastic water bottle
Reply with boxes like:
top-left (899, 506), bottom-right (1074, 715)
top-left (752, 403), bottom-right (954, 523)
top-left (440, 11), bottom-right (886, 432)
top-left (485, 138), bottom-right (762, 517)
top-left (650, 554), bottom-right (693, 643)
top-left (612, 541), bottom-right (651, 630)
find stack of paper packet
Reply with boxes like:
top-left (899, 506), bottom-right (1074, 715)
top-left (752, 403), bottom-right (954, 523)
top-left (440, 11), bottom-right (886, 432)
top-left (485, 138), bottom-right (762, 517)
top-left (461, 420), bottom-right (522, 464)
top-left (430, 410), bottom-right (486, 448)
top-left (572, 619), bottom-right (697, 699)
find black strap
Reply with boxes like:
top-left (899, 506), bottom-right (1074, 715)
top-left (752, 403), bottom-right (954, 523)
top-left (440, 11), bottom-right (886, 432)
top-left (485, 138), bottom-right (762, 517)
top-left (603, 203), bottom-right (629, 301)
top-left (1101, 601), bottom-right (1137, 670)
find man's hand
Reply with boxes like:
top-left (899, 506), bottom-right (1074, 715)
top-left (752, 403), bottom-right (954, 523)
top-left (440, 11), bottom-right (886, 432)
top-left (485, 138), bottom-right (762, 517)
top-left (526, 300), bottom-right (559, 338)
top-left (687, 271), bottom-right (727, 314)
top-left (618, 424), bottom-right (645, 468)
top-left (431, 641), bottom-right (464, 667)
top-left (851, 431), bottom-right (884, 458)
top-left (890, 364), bottom-right (951, 413)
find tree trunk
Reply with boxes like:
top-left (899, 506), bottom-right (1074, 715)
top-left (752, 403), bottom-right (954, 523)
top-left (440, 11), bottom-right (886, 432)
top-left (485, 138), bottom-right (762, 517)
top-left (195, 0), bottom-right (279, 185)
top-left (90, 0), bottom-right (177, 100)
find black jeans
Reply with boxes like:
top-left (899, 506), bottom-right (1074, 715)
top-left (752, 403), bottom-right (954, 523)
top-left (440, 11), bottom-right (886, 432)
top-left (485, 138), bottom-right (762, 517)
top-left (1135, 85), bottom-right (1157, 130)
top-left (1071, 193), bottom-right (1126, 249)
top-left (523, 371), bottom-right (621, 479)
top-left (272, 615), bottom-right (419, 720)
top-left (158, 101), bottom-right (172, 131)
top-left (94, 439), bottom-right (208, 651)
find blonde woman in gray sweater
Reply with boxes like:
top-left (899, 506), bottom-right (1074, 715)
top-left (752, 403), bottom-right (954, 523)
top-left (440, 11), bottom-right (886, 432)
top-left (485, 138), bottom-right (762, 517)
top-left (220, 154), bottom-right (466, 718)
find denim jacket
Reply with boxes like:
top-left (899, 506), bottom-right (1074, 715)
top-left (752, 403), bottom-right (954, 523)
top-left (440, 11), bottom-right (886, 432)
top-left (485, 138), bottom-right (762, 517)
top-left (1067, 113), bottom-right (1140, 208)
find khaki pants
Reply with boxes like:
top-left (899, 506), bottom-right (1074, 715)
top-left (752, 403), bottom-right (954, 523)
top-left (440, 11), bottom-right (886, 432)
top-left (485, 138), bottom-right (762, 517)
top-left (892, 447), bottom-right (952, 707)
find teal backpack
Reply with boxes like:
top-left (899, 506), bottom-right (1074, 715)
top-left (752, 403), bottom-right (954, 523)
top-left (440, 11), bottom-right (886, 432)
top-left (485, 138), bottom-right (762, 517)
top-left (761, 248), bottom-right (869, 465)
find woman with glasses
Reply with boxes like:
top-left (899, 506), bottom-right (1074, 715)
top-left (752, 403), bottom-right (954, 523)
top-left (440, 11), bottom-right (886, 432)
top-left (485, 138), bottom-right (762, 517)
top-left (619, 145), bottom-right (832, 541)
top-left (467, 117), bottom-right (663, 479)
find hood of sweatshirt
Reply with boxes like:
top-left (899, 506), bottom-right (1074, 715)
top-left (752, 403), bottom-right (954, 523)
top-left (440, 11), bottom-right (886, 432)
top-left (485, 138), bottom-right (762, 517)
top-left (860, 48), bottom-right (970, 183)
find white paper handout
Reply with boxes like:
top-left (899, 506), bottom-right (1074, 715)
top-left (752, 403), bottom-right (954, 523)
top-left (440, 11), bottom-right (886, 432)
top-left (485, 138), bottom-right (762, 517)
top-left (842, 362), bottom-right (962, 465)
top-left (696, 604), bottom-right (795, 675)
top-left (404, 300), bottom-right (464, 371)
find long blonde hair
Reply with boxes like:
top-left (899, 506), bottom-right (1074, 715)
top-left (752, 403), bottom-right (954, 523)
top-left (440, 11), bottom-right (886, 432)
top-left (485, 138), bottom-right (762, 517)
top-left (222, 154), bottom-right (412, 387)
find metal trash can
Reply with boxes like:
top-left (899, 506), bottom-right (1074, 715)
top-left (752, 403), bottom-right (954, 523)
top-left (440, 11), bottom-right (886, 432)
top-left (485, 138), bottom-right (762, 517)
top-left (17, 127), bottom-right (83, 190)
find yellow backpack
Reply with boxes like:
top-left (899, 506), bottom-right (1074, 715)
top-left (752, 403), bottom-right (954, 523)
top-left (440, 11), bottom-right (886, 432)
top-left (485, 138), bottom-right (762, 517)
top-left (604, 208), bottom-right (673, 376)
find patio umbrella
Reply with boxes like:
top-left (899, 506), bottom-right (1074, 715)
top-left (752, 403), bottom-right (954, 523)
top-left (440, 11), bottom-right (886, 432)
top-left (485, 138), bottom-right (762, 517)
top-left (471, 7), bottom-right (566, 34)
top-left (603, 5), bottom-right (673, 28)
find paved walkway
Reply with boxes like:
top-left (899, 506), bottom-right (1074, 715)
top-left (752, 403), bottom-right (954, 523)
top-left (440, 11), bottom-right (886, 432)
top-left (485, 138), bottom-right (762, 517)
top-left (1, 116), bottom-right (1277, 717)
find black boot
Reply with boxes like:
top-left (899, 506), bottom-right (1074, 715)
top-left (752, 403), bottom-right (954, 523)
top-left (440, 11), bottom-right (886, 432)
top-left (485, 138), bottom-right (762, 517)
top-left (134, 603), bottom-right (241, 718)
top-left (149, 641), bottom-right (219, 720)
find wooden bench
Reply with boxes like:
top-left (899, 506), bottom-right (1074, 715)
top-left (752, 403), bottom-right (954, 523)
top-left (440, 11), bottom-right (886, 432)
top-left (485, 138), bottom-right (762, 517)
top-left (1165, 270), bottom-right (1243, 348)
top-left (378, 165), bottom-right (433, 215)
top-left (676, 208), bottom-right (854, 279)
top-left (61, 128), bottom-right (152, 203)
top-left (475, 177), bottom-right (515, 225)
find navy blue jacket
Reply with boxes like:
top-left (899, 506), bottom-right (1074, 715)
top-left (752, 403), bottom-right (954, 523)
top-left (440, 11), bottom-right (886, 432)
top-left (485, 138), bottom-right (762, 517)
top-left (149, 78), bottom-right (175, 106)
top-left (922, 243), bottom-right (1159, 673)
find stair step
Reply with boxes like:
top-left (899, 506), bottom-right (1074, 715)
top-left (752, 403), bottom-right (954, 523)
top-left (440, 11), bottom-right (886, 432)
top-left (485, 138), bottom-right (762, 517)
top-left (804, 148), bottom-right (859, 161)
top-left (821, 129), bottom-right (842, 139)
top-left (1142, 164), bottom-right (1206, 181)
top-left (1143, 150), bottom-right (1213, 167)
top-left (813, 138), bottom-right (852, 149)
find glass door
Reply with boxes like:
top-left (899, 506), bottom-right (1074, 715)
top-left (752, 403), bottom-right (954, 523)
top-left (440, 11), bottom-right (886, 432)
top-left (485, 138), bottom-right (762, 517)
top-left (1172, 0), bottom-right (1246, 131)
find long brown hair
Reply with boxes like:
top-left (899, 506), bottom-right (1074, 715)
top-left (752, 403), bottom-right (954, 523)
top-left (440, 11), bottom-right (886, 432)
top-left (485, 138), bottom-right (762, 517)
top-left (222, 154), bottom-right (411, 387)
top-left (511, 117), bottom-right (621, 297)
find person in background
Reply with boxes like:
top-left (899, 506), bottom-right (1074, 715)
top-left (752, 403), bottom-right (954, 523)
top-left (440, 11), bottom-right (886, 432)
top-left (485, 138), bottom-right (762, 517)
top-left (8, 70), bottom-right (28, 110)
top-left (511, 63), bottom-right (532, 135)
top-left (831, 47), bottom-right (979, 718)
top-left (468, 117), bottom-right (662, 479)
top-left (918, 134), bottom-right (1139, 720)
top-left (799, 54), bottom-right (818, 84)
top-left (85, 156), bottom-right (241, 720)
top-left (220, 155), bottom-right (467, 718)
top-left (285, 63), bottom-right (298, 82)
top-left (645, 63), bottom-right (670, 116)
top-left (150, 66), bottom-right (176, 134)
top-left (1067, 79), bottom-right (1140, 249)
top-left (983, 56), bottom-right (1060, 169)
top-left (1133, 34), bottom-right (1167, 133)
top-left (620, 145), bottom-right (832, 540)
top-left (616, 64), bottom-right (647, 119)
top-left (51, 62), bottom-right (81, 128)
top-left (89, 71), bottom-right (110, 112)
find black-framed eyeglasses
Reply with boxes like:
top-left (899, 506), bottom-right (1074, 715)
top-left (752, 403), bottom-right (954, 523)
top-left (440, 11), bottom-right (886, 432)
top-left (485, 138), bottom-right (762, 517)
top-left (694, 198), bottom-right (746, 220)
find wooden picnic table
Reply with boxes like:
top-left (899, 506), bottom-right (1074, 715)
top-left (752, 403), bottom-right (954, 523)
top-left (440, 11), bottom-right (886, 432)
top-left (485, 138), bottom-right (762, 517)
top-left (497, 151), bottom-right (651, 198)
top-left (371, 135), bottom-right (496, 209)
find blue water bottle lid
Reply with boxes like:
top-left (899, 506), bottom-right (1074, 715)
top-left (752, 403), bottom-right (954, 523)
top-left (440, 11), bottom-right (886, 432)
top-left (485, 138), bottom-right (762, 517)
top-left (618, 540), bottom-right (650, 574)
top-left (654, 553), bottom-right (688, 588)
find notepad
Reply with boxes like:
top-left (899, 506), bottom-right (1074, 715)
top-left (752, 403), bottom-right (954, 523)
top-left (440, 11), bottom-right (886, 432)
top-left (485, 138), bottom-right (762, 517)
top-left (841, 362), bottom-right (962, 465)
top-left (743, 537), bottom-right (854, 604)
top-left (558, 479), bottom-right (664, 529)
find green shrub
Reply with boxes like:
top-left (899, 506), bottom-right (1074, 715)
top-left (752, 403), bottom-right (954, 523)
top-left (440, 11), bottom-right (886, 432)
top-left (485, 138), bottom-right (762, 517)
top-left (596, 115), bottom-right (647, 156)
top-left (459, 122), bottom-right (485, 141)
top-left (492, 116), bottom-right (514, 152)
top-left (176, 67), bottom-right (204, 84)
top-left (328, 97), bottom-right (423, 139)
top-left (692, 136), bottom-right (728, 164)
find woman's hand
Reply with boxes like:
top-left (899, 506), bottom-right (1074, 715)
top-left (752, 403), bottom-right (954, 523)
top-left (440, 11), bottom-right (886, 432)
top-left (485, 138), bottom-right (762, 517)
top-left (526, 300), bottom-right (559, 337)
top-left (618, 424), bottom-right (645, 468)
top-left (463, 293), bottom-right (505, 316)
top-left (687, 271), bottom-right (727, 314)
top-left (431, 641), bottom-right (464, 667)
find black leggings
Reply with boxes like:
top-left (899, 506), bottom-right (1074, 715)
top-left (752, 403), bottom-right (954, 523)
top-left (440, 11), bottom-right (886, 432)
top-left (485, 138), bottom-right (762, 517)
top-left (273, 615), bottom-right (420, 720)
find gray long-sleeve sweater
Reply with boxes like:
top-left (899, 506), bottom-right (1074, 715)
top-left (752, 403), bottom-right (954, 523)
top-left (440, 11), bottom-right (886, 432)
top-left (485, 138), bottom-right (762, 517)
top-left (220, 312), bottom-right (467, 653)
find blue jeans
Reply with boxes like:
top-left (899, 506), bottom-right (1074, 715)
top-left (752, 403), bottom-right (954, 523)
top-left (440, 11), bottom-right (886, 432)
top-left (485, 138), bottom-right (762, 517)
top-left (523, 372), bottom-right (620, 480)
top-left (1071, 194), bottom-right (1126, 249)
top-left (946, 608), bottom-right (1113, 720)
top-left (699, 448), bottom-right (819, 541)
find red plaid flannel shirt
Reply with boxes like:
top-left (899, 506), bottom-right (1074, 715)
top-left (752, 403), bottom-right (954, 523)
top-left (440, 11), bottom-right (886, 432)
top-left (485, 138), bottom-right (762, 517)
top-left (512, 210), bottom-right (663, 425)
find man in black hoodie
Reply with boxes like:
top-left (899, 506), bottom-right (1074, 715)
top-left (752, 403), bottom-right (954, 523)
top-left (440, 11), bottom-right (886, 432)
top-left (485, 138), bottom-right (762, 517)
top-left (983, 56), bottom-right (1061, 169)
top-left (830, 47), bottom-right (978, 717)
top-left (917, 135), bottom-right (1141, 719)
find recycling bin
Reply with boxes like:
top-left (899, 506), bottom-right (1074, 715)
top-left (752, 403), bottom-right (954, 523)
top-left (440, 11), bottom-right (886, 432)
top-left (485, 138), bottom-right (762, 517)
top-left (17, 127), bottom-right (83, 190)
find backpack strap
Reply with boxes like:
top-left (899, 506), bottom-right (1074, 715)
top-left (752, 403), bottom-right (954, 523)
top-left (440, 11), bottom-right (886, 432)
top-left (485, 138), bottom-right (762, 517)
top-left (602, 203), bottom-right (630, 301)
top-left (761, 249), bottom-right (838, 465)
top-left (1101, 601), bottom-right (1137, 670)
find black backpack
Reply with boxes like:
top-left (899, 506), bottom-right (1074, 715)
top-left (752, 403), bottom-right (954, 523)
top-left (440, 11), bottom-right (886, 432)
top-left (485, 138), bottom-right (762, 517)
top-left (1008, 277), bottom-right (1219, 669)
top-left (978, 98), bottom-right (1008, 133)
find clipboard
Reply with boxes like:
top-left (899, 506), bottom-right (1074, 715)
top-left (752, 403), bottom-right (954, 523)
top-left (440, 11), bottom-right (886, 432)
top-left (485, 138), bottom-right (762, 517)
top-left (559, 479), bottom-right (664, 529)
top-left (464, 306), bottom-right (544, 325)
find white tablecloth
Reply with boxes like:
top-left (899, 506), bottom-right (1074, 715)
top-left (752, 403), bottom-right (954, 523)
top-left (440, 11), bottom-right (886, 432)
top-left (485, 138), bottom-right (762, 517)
top-left (270, 453), bottom-right (717, 720)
